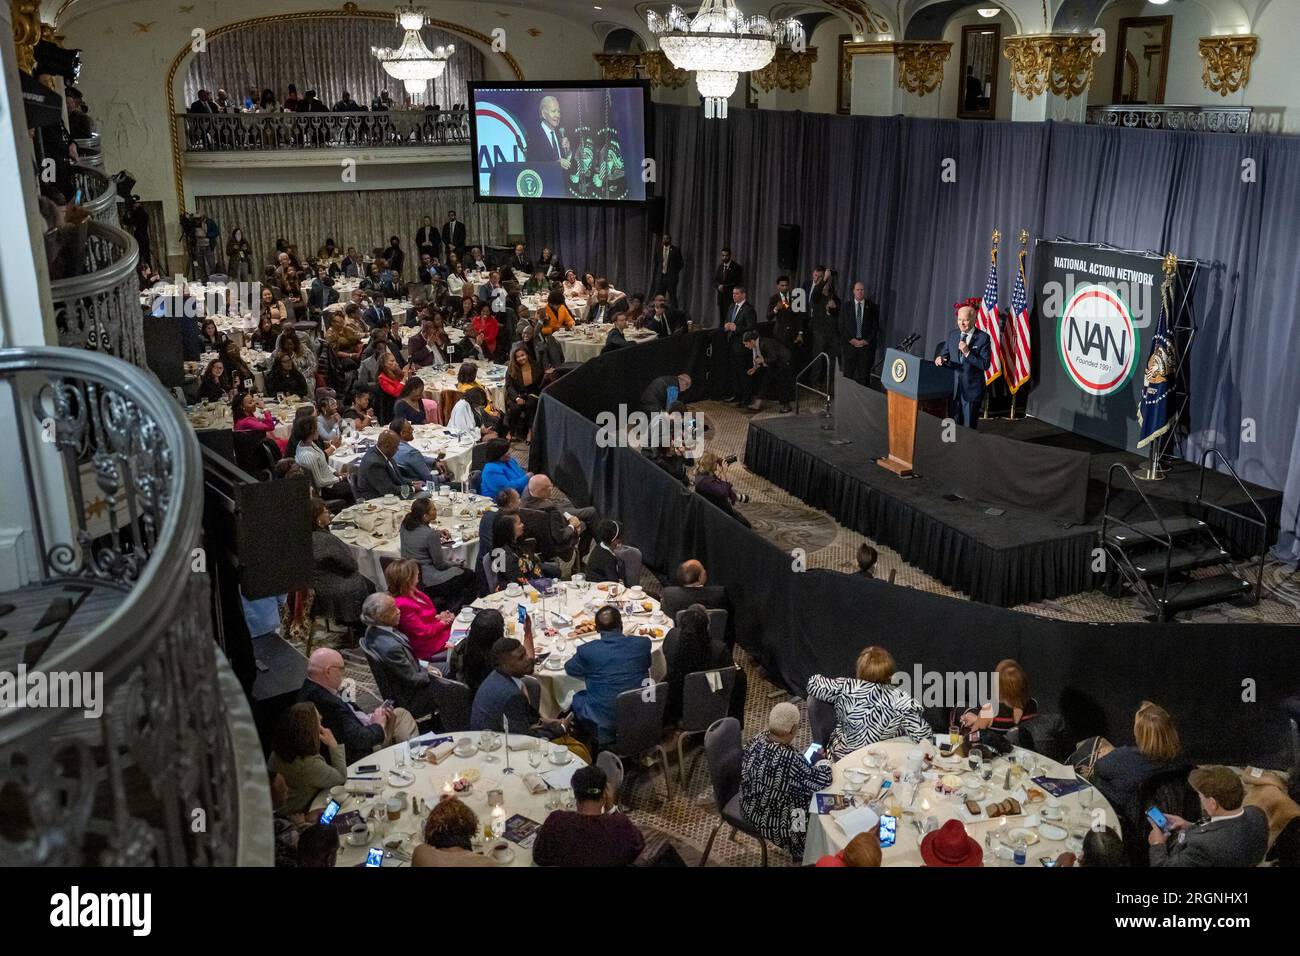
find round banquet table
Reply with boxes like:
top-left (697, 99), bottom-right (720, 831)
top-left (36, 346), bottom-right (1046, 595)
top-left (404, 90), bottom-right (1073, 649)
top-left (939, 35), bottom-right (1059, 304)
top-left (190, 347), bottom-right (271, 393)
top-left (471, 581), bottom-right (669, 719)
top-left (422, 363), bottom-right (506, 413)
top-left (331, 491), bottom-right (490, 589)
top-left (328, 422), bottom-right (476, 483)
top-left (313, 735), bottom-right (587, 867)
top-left (800, 737), bottom-right (1120, 866)
top-left (551, 325), bottom-right (657, 363)
top-left (184, 397), bottom-right (299, 437)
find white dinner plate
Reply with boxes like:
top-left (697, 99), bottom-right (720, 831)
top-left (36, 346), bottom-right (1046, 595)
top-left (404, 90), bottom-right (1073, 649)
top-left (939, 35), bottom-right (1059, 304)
top-left (1007, 827), bottom-right (1039, 845)
top-left (1039, 823), bottom-right (1069, 841)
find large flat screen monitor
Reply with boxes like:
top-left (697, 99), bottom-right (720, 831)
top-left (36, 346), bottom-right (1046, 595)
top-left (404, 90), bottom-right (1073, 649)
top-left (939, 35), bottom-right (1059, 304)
top-left (468, 80), bottom-right (650, 204)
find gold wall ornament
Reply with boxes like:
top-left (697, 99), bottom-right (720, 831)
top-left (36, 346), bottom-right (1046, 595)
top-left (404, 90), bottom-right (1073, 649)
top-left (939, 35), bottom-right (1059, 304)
top-left (821, 0), bottom-right (893, 36)
top-left (11, 0), bottom-right (42, 73)
top-left (752, 47), bottom-right (819, 93)
top-left (642, 50), bottom-right (690, 89)
top-left (1198, 35), bottom-right (1258, 96)
top-left (1003, 34), bottom-right (1098, 101)
top-left (895, 41), bottom-right (951, 96)
top-left (593, 53), bottom-right (639, 81)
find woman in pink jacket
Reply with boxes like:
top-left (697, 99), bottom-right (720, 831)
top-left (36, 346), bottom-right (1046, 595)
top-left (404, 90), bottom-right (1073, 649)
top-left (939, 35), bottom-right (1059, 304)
top-left (232, 391), bottom-right (287, 455)
top-left (385, 558), bottom-right (454, 660)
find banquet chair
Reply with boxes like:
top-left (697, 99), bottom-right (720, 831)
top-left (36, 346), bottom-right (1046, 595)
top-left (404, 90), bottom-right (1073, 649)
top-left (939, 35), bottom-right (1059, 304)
top-left (700, 716), bottom-right (767, 866)
top-left (466, 469), bottom-right (482, 495)
top-left (603, 684), bottom-right (672, 806)
top-left (206, 273), bottom-right (229, 286)
top-left (481, 552), bottom-right (499, 594)
top-left (438, 389), bottom-right (461, 424)
top-left (672, 667), bottom-right (738, 791)
top-left (807, 696), bottom-right (837, 750)
top-left (432, 677), bottom-right (472, 732)
top-left (596, 750), bottom-right (625, 806)
top-left (675, 608), bottom-right (727, 647)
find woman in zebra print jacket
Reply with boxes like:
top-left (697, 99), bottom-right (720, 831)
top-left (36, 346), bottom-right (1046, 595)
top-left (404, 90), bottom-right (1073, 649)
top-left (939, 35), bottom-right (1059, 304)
top-left (807, 645), bottom-right (932, 761)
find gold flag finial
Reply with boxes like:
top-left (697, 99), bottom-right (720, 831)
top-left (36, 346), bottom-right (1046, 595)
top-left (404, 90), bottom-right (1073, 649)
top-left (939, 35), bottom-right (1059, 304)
top-left (992, 229), bottom-right (1001, 246)
top-left (1162, 252), bottom-right (1178, 275)
top-left (1019, 228), bottom-right (1029, 245)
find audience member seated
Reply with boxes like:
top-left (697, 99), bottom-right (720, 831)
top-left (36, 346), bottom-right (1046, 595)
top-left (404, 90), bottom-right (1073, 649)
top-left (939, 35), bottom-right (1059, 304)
top-left (479, 437), bottom-right (529, 500)
top-left (660, 560), bottom-right (731, 634)
top-left (266, 351), bottom-right (310, 397)
top-left (565, 606), bottom-right (651, 747)
top-left (854, 543), bottom-right (878, 579)
top-left (359, 591), bottom-right (448, 721)
top-left (448, 608), bottom-right (504, 698)
top-left (815, 830), bottom-right (883, 867)
top-left (389, 418), bottom-right (439, 486)
top-left (1053, 827), bottom-right (1128, 867)
top-left (196, 358), bottom-right (230, 403)
top-left (807, 645), bottom-right (932, 759)
top-left (400, 496), bottom-right (474, 609)
top-left (267, 702), bottom-right (346, 815)
top-left (478, 488), bottom-right (518, 559)
top-left (959, 659), bottom-right (1037, 734)
top-left (355, 430), bottom-right (420, 499)
top-left (1149, 766), bottom-right (1269, 867)
top-left (296, 823), bottom-right (340, 868)
top-left (392, 378), bottom-right (428, 426)
top-left (520, 474), bottom-right (591, 560)
top-left (293, 415), bottom-right (353, 505)
top-left (541, 288), bottom-right (576, 336)
top-left (584, 519), bottom-right (641, 588)
top-left (741, 702), bottom-right (833, 861)
top-left (1263, 767), bottom-right (1300, 866)
top-left (412, 797), bottom-right (499, 867)
top-left (299, 647), bottom-right (418, 764)
top-left (490, 511), bottom-right (544, 588)
top-left (692, 452), bottom-right (751, 528)
top-left (447, 385), bottom-right (495, 439)
top-left (533, 765), bottom-right (645, 867)
top-left (384, 558), bottom-right (454, 660)
top-left (662, 604), bottom-right (744, 725)
top-left (1077, 700), bottom-right (1183, 826)
top-left (309, 499), bottom-right (374, 630)
top-left (342, 388), bottom-right (374, 431)
top-left (601, 311), bottom-right (632, 352)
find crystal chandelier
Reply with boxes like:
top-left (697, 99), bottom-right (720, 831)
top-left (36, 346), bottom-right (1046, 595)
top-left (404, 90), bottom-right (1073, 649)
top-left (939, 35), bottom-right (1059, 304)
top-left (648, 0), bottom-right (804, 118)
top-left (371, 6), bottom-right (455, 99)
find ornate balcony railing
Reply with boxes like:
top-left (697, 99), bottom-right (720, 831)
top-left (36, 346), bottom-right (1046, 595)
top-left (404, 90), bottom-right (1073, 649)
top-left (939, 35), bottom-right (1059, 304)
top-left (1086, 104), bottom-right (1254, 134)
top-left (74, 136), bottom-right (105, 171)
top-left (179, 109), bottom-right (471, 152)
top-left (70, 163), bottom-right (119, 227)
top-left (0, 347), bottom-right (270, 865)
top-left (48, 222), bottom-right (144, 367)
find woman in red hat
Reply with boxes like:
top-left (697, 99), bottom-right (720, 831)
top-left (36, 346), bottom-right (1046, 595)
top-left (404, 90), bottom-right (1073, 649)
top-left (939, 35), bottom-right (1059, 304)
top-left (919, 819), bottom-right (983, 867)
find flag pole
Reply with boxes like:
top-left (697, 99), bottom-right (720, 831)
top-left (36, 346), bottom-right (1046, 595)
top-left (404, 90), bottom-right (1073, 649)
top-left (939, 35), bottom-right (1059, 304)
top-left (982, 230), bottom-right (999, 420)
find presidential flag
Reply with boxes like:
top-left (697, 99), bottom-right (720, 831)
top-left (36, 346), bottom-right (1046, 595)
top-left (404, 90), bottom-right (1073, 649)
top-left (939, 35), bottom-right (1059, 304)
top-left (1137, 269), bottom-right (1177, 449)
top-left (977, 253), bottom-right (1003, 385)
top-left (1006, 248), bottom-right (1032, 393)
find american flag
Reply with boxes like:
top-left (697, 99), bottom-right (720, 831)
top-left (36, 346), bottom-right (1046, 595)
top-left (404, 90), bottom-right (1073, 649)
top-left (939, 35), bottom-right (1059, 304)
top-left (977, 254), bottom-right (1003, 385)
top-left (1006, 250), bottom-right (1032, 393)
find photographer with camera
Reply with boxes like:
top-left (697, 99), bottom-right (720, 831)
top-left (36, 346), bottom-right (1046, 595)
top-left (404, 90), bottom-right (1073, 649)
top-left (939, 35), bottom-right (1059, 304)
top-left (692, 451), bottom-right (751, 529)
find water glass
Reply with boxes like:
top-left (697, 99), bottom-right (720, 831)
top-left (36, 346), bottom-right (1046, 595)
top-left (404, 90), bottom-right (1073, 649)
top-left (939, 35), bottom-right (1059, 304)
top-left (528, 741), bottom-right (545, 769)
top-left (969, 750), bottom-right (983, 776)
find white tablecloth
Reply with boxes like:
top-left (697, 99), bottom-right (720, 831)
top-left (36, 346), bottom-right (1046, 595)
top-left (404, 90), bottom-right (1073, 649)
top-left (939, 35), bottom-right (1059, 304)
top-left (471, 582), bottom-right (668, 718)
top-left (552, 326), bottom-right (656, 363)
top-left (332, 492), bottom-right (490, 589)
top-left (314, 735), bottom-right (587, 867)
top-left (422, 365), bottom-right (507, 413)
top-left (800, 737), bottom-right (1120, 866)
top-left (185, 398), bottom-right (299, 435)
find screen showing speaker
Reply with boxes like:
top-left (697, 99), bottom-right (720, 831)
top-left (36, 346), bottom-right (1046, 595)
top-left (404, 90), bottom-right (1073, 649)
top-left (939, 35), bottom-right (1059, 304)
top-left (469, 81), bottom-right (650, 204)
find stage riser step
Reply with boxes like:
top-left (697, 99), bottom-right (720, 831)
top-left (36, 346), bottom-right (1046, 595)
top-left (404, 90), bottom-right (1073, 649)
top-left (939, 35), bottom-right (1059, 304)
top-left (1156, 575), bottom-right (1253, 615)
top-left (1104, 515), bottom-right (1210, 548)
top-left (1129, 543), bottom-right (1230, 577)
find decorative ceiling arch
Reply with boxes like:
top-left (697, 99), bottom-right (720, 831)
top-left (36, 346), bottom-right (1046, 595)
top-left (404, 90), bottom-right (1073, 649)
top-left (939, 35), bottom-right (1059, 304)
top-left (904, 1), bottom-right (1022, 41)
top-left (162, 5), bottom-right (523, 216)
top-left (1057, 0), bottom-right (1253, 33)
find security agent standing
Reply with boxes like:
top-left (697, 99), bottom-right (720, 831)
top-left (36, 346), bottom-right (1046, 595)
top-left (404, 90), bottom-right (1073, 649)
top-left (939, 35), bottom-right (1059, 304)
top-left (934, 304), bottom-right (991, 429)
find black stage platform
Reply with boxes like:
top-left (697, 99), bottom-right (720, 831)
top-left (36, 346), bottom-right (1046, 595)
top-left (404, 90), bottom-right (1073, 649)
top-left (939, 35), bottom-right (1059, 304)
top-left (745, 386), bottom-right (1282, 607)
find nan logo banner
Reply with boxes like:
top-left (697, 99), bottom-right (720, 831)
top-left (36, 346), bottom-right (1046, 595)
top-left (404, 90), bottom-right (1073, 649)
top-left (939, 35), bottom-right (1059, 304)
top-left (1057, 283), bottom-right (1139, 397)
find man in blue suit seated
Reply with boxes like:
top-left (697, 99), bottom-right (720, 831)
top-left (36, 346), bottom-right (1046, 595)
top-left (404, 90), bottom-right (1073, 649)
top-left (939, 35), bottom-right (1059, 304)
top-left (565, 606), bottom-right (652, 746)
top-left (934, 304), bottom-right (992, 429)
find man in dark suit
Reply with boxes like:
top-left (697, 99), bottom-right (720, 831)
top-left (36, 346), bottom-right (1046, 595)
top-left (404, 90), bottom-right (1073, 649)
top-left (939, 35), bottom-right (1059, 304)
top-left (660, 560), bottom-right (731, 637)
top-left (639, 372), bottom-right (692, 415)
top-left (602, 312), bottom-right (632, 352)
top-left (528, 95), bottom-right (572, 169)
top-left (188, 89), bottom-right (218, 113)
top-left (362, 293), bottom-right (394, 329)
top-left (470, 638), bottom-right (573, 739)
top-left (583, 286), bottom-right (628, 325)
top-left (507, 242), bottom-right (533, 276)
top-left (1149, 766), bottom-right (1269, 867)
top-left (651, 233), bottom-right (684, 305)
top-left (307, 267), bottom-right (340, 317)
top-left (415, 216), bottom-right (441, 256)
top-left (359, 593), bottom-right (452, 719)
top-left (722, 286), bottom-right (758, 405)
top-left (299, 647), bottom-right (417, 764)
top-left (934, 304), bottom-right (992, 429)
top-left (441, 210), bottom-right (466, 257)
top-left (520, 474), bottom-right (586, 562)
top-left (839, 280), bottom-right (880, 388)
top-left (645, 293), bottom-right (688, 337)
top-left (355, 431), bottom-right (420, 499)
top-left (713, 247), bottom-right (743, 329)
top-left (739, 329), bottom-right (794, 412)
top-left (767, 275), bottom-right (806, 364)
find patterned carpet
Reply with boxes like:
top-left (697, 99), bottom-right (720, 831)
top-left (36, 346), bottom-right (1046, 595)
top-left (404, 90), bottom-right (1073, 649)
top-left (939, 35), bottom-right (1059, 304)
top-left (286, 399), bottom-right (1299, 867)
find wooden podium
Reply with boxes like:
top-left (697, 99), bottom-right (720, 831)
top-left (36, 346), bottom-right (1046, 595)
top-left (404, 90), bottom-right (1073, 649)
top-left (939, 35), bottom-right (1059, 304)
top-left (876, 348), bottom-right (956, 477)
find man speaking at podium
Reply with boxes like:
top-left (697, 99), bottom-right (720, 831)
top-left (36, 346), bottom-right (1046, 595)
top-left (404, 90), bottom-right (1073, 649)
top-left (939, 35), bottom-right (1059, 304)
top-left (934, 304), bottom-right (991, 429)
top-left (528, 95), bottom-right (572, 172)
